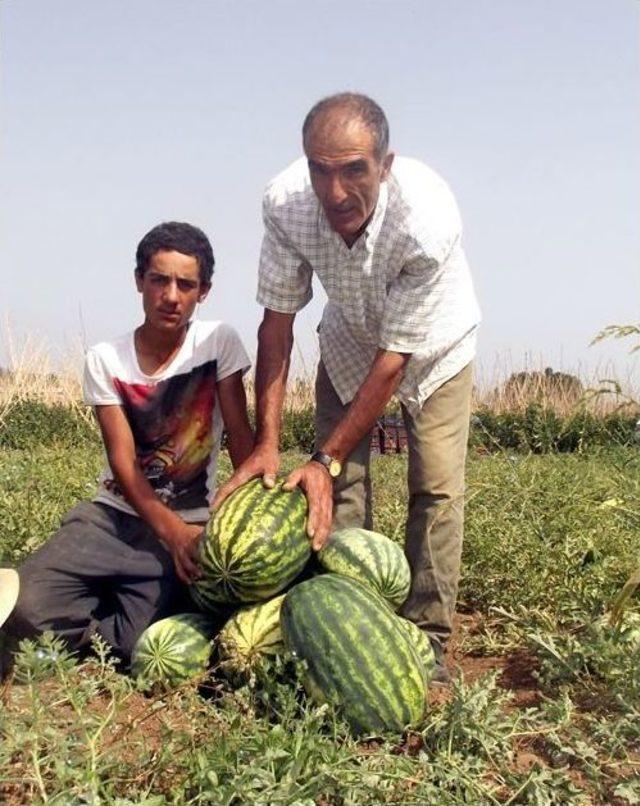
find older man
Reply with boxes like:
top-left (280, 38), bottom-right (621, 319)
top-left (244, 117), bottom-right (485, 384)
top-left (216, 93), bottom-right (480, 683)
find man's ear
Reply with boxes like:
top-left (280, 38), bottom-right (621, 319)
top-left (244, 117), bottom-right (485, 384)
top-left (198, 283), bottom-right (212, 303)
top-left (381, 151), bottom-right (395, 181)
top-left (135, 269), bottom-right (144, 292)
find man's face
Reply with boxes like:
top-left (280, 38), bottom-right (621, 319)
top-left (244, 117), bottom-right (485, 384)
top-left (136, 250), bottom-right (209, 333)
top-left (305, 115), bottom-right (394, 244)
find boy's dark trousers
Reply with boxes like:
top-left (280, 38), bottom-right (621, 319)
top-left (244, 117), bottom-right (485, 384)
top-left (6, 501), bottom-right (191, 665)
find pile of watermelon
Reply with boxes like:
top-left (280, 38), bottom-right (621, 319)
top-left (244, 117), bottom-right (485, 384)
top-left (131, 478), bottom-right (435, 734)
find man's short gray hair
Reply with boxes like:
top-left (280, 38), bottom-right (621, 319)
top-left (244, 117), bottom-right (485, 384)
top-left (302, 92), bottom-right (390, 161)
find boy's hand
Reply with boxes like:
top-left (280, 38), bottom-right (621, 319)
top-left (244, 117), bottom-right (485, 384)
top-left (283, 461), bottom-right (333, 552)
top-left (212, 444), bottom-right (281, 510)
top-left (165, 523), bottom-right (204, 584)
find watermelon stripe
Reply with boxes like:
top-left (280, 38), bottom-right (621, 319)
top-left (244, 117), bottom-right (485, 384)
top-left (193, 480), bottom-right (308, 608)
top-left (219, 486), bottom-right (266, 563)
top-left (318, 528), bottom-right (410, 610)
top-left (212, 483), bottom-right (255, 566)
top-left (397, 618), bottom-right (436, 679)
top-left (313, 585), bottom-right (400, 723)
top-left (218, 594), bottom-right (286, 678)
top-left (284, 595), bottom-right (386, 731)
top-left (291, 585), bottom-right (405, 729)
top-left (320, 580), bottom-right (418, 726)
top-left (218, 484), bottom-right (296, 565)
top-left (289, 607), bottom-right (343, 711)
top-left (282, 596), bottom-right (335, 693)
top-left (131, 614), bottom-right (213, 687)
top-left (282, 575), bottom-right (425, 733)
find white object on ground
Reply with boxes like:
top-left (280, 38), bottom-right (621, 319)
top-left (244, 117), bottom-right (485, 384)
top-left (0, 569), bottom-right (19, 629)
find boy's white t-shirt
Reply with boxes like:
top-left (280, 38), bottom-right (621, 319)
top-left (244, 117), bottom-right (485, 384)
top-left (82, 320), bottom-right (250, 523)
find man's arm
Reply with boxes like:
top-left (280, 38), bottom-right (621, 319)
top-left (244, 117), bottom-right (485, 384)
top-left (212, 309), bottom-right (295, 507)
top-left (284, 348), bottom-right (410, 550)
top-left (94, 405), bottom-right (203, 584)
top-left (216, 369), bottom-right (255, 469)
top-left (317, 350), bottom-right (410, 463)
top-left (254, 309), bottom-right (295, 458)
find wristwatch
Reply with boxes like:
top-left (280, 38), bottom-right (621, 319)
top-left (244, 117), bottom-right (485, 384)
top-left (310, 451), bottom-right (342, 478)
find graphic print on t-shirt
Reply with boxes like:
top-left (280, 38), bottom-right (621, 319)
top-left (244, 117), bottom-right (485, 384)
top-left (107, 359), bottom-right (218, 510)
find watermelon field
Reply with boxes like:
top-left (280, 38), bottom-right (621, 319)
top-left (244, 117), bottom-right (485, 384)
top-left (1, 440), bottom-right (639, 803)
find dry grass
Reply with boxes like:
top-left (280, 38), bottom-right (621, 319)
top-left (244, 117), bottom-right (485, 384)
top-left (472, 357), bottom-right (639, 416)
top-left (0, 328), bottom-right (89, 429)
top-left (1, 330), bottom-right (637, 420)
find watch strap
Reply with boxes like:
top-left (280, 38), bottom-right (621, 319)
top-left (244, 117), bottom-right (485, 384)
top-left (311, 451), bottom-right (333, 469)
top-left (310, 451), bottom-right (342, 477)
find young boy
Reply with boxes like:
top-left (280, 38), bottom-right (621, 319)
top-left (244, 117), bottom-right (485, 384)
top-left (4, 222), bottom-right (254, 665)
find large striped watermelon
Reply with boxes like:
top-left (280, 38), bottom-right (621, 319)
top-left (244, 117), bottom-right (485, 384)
top-left (397, 617), bottom-right (437, 682)
top-left (281, 574), bottom-right (427, 735)
top-left (191, 479), bottom-right (309, 610)
top-left (317, 528), bottom-right (411, 610)
top-left (217, 595), bottom-right (285, 681)
top-left (131, 613), bottom-right (214, 688)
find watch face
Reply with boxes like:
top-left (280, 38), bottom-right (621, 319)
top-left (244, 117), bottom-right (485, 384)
top-left (328, 459), bottom-right (342, 478)
top-left (311, 452), bottom-right (342, 478)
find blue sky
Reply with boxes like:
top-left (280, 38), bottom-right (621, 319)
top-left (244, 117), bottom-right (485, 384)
top-left (1, 0), bottom-right (638, 386)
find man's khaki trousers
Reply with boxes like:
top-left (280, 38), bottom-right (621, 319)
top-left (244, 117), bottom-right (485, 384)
top-left (315, 361), bottom-right (473, 645)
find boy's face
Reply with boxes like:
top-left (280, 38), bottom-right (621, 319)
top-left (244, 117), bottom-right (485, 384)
top-left (136, 250), bottom-right (210, 333)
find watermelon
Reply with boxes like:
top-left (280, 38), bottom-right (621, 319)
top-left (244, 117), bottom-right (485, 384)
top-left (281, 574), bottom-right (427, 734)
top-left (131, 613), bottom-right (214, 688)
top-left (317, 527), bottom-right (411, 610)
top-left (397, 617), bottom-right (437, 681)
top-left (217, 594), bottom-right (285, 680)
top-left (191, 479), bottom-right (309, 609)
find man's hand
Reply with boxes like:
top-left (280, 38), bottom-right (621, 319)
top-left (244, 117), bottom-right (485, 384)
top-left (284, 461), bottom-right (333, 551)
top-left (212, 444), bottom-right (281, 511)
top-left (164, 522), bottom-right (204, 585)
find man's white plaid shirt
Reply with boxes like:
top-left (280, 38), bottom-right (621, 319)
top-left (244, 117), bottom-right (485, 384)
top-left (257, 156), bottom-right (481, 416)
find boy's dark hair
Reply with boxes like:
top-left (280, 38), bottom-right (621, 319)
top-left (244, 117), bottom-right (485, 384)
top-left (135, 222), bottom-right (215, 284)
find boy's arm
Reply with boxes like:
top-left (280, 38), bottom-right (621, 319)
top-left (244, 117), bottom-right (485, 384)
top-left (93, 405), bottom-right (203, 584)
top-left (216, 369), bottom-right (254, 469)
